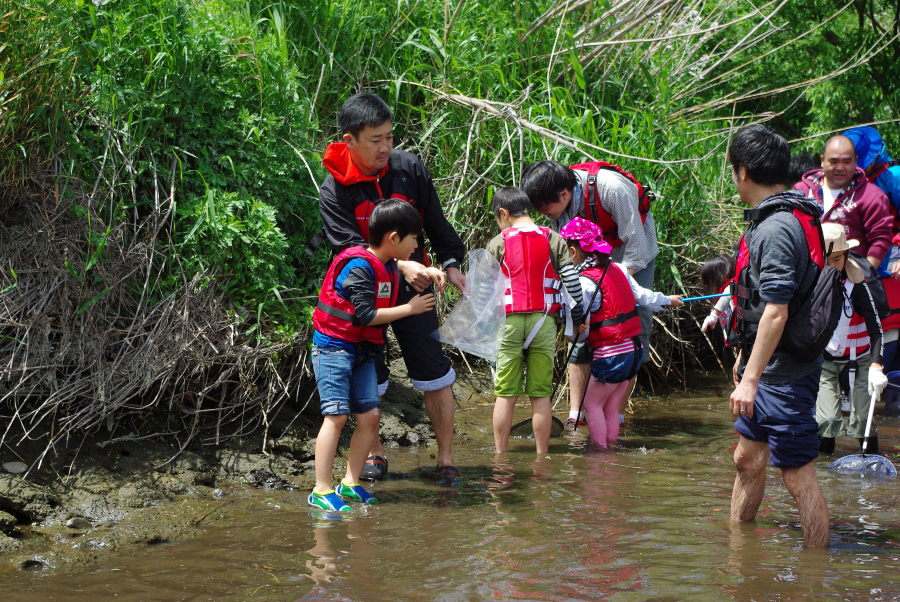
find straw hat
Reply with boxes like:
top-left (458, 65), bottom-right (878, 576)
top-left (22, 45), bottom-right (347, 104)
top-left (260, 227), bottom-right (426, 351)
top-left (822, 222), bottom-right (864, 283)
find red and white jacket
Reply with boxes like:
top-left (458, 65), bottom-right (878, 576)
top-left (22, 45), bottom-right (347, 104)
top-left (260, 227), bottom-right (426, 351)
top-left (501, 226), bottom-right (563, 315)
top-left (826, 280), bottom-right (870, 359)
top-left (313, 247), bottom-right (398, 345)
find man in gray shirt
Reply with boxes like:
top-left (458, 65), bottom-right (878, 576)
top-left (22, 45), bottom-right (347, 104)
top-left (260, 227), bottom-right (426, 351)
top-left (728, 124), bottom-right (829, 548)
top-left (522, 160), bottom-right (658, 430)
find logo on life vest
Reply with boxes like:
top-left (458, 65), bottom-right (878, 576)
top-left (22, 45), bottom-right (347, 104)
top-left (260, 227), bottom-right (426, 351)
top-left (377, 282), bottom-right (392, 298)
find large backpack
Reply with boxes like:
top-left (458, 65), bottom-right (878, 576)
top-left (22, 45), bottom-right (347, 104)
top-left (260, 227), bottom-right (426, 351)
top-left (733, 202), bottom-right (844, 363)
top-left (569, 161), bottom-right (654, 247)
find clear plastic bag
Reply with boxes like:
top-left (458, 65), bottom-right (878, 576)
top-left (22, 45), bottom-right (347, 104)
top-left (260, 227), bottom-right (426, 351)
top-left (434, 249), bottom-right (507, 362)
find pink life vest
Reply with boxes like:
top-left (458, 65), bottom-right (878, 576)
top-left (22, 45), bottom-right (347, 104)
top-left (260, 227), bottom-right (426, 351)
top-left (501, 226), bottom-right (562, 315)
top-left (313, 247), bottom-right (398, 345)
top-left (582, 263), bottom-right (641, 348)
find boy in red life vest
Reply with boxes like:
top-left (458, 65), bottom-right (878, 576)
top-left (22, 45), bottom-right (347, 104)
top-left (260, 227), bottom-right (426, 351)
top-left (486, 187), bottom-right (587, 454)
top-left (815, 223), bottom-right (889, 455)
top-left (560, 217), bottom-right (682, 448)
top-left (309, 200), bottom-right (441, 512)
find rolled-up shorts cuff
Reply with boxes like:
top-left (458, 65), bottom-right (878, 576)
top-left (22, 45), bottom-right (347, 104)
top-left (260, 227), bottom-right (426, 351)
top-left (733, 369), bottom-right (821, 469)
top-left (412, 367), bottom-right (456, 392)
top-left (568, 340), bottom-right (592, 365)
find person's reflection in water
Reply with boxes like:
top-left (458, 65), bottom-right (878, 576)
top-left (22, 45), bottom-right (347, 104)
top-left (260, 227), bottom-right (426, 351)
top-left (305, 524), bottom-right (341, 585)
top-left (557, 452), bottom-right (641, 598)
top-left (304, 519), bottom-right (372, 587)
top-left (724, 519), bottom-right (828, 600)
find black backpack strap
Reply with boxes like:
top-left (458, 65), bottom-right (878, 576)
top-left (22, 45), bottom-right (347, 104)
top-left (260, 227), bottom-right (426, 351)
top-left (585, 175), bottom-right (598, 223)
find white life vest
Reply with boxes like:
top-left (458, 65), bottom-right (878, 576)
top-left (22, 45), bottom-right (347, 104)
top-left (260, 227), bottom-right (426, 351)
top-left (825, 279), bottom-right (870, 359)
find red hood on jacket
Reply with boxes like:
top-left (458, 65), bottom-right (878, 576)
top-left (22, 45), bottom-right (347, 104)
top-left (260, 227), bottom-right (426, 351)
top-left (322, 142), bottom-right (389, 186)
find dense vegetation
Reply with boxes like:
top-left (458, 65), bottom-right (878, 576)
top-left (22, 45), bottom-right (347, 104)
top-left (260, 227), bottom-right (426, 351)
top-left (1, 0), bottom-right (898, 448)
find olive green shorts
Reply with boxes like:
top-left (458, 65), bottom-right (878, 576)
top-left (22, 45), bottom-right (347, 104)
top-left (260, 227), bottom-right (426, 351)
top-left (494, 313), bottom-right (557, 398)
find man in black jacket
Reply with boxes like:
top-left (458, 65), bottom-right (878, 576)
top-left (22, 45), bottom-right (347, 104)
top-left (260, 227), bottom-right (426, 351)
top-left (728, 124), bottom-right (829, 547)
top-left (318, 93), bottom-right (466, 480)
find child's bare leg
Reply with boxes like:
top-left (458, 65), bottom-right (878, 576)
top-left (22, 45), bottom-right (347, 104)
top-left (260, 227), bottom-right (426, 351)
top-left (493, 396), bottom-right (518, 453)
top-left (604, 381), bottom-right (630, 446)
top-left (345, 407), bottom-right (381, 484)
top-left (315, 414), bottom-right (348, 492)
top-left (530, 396), bottom-right (552, 454)
top-left (583, 379), bottom-right (613, 448)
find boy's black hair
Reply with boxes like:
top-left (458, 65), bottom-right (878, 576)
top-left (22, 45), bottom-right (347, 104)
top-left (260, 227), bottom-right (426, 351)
top-left (338, 93), bottom-right (393, 139)
top-left (368, 199), bottom-right (422, 247)
top-left (787, 152), bottom-right (820, 187)
top-left (521, 160), bottom-right (577, 211)
top-left (700, 254), bottom-right (736, 293)
top-left (492, 186), bottom-right (532, 217)
top-left (727, 124), bottom-right (790, 187)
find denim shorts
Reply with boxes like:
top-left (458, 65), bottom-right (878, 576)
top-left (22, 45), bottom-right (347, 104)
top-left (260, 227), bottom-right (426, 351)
top-left (590, 344), bottom-right (643, 384)
top-left (311, 345), bottom-right (381, 416)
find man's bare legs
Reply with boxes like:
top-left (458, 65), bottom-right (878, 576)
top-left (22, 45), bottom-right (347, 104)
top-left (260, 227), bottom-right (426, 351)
top-left (568, 362), bottom-right (591, 419)
top-left (617, 375), bottom-right (637, 415)
top-left (730, 436), bottom-right (769, 522)
top-left (782, 462), bottom-right (829, 547)
top-left (366, 385), bottom-right (455, 467)
top-left (425, 385), bottom-right (455, 467)
top-left (731, 435), bottom-right (829, 547)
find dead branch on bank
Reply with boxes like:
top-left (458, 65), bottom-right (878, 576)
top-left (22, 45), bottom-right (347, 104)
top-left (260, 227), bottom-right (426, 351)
top-left (0, 156), bottom-right (309, 473)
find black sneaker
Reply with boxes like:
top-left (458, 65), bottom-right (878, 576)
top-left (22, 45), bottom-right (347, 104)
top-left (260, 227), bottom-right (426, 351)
top-left (818, 436), bottom-right (835, 455)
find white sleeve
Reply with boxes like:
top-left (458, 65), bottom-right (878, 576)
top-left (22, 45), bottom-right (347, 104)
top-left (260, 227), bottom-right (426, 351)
top-left (580, 275), bottom-right (602, 314)
top-left (713, 294), bottom-right (731, 313)
top-left (619, 263), bottom-right (670, 312)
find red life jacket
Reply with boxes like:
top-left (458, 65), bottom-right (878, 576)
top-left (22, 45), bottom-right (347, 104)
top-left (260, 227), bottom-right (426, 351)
top-left (732, 202), bottom-right (826, 349)
top-left (313, 247), bottom-right (399, 345)
top-left (881, 277), bottom-right (900, 331)
top-left (501, 226), bottom-right (562, 315)
top-left (569, 161), bottom-right (654, 248)
top-left (583, 263), bottom-right (641, 348)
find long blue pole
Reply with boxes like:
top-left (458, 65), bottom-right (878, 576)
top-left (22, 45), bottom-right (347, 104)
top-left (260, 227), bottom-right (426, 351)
top-left (680, 292), bottom-right (729, 303)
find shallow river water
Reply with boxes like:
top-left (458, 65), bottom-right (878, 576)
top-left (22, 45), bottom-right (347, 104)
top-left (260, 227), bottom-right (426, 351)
top-left (7, 379), bottom-right (900, 600)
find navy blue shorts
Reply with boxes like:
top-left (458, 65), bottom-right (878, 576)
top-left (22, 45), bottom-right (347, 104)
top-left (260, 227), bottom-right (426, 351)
top-left (733, 369), bottom-right (821, 469)
top-left (590, 342), bottom-right (643, 384)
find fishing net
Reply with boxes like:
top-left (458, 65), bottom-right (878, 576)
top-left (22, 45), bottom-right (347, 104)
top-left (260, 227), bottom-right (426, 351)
top-left (435, 249), bottom-right (506, 362)
top-left (830, 454), bottom-right (898, 478)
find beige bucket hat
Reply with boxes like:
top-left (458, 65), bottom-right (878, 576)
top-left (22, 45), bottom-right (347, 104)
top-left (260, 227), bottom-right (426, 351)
top-left (822, 222), bottom-right (864, 283)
